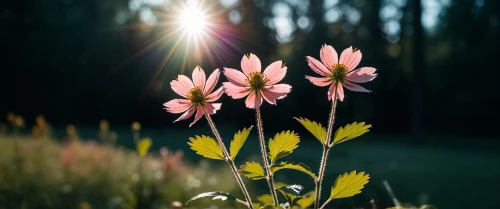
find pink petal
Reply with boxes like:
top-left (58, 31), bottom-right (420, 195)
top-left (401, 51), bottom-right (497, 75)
top-left (223, 67), bottom-right (248, 87)
top-left (192, 66), bottom-right (206, 88)
top-left (204, 69), bottom-right (220, 95)
top-left (263, 61), bottom-right (287, 85)
top-left (204, 103), bottom-right (222, 115)
top-left (223, 82), bottom-right (251, 99)
top-left (346, 67), bottom-right (377, 83)
top-left (339, 47), bottom-right (362, 71)
top-left (189, 105), bottom-right (205, 127)
top-left (170, 80), bottom-right (189, 98)
top-left (327, 83), bottom-right (337, 101)
top-left (177, 75), bottom-right (195, 91)
top-left (261, 87), bottom-right (290, 105)
top-left (305, 76), bottom-right (332, 87)
top-left (241, 53), bottom-right (262, 76)
top-left (306, 56), bottom-right (330, 76)
top-left (245, 91), bottom-right (263, 109)
top-left (342, 80), bottom-right (370, 92)
top-left (320, 44), bottom-right (338, 69)
top-left (163, 99), bottom-right (193, 114)
top-left (336, 83), bottom-right (344, 101)
top-left (174, 106), bottom-right (196, 123)
top-left (267, 84), bottom-right (291, 95)
top-left (205, 86), bottom-right (224, 102)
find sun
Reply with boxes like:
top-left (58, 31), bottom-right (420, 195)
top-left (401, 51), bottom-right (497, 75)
top-left (179, 3), bottom-right (208, 35)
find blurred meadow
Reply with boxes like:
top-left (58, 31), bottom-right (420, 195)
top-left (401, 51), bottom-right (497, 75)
top-left (2, 0), bottom-right (500, 209)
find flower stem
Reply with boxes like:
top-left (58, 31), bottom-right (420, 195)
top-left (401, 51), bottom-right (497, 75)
top-left (202, 108), bottom-right (255, 209)
top-left (255, 107), bottom-right (279, 205)
top-left (314, 85), bottom-right (339, 209)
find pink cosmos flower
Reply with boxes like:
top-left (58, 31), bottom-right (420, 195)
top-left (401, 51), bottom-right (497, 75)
top-left (305, 45), bottom-right (377, 101)
top-left (164, 66), bottom-right (224, 127)
top-left (223, 54), bottom-right (292, 109)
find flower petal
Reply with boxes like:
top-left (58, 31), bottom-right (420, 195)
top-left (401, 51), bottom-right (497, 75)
top-left (346, 67), bottom-right (377, 83)
top-left (342, 80), bottom-right (370, 92)
top-left (263, 61), bottom-right (287, 85)
top-left (320, 44), bottom-right (338, 69)
top-left (267, 84), bottom-right (291, 95)
top-left (223, 67), bottom-right (248, 87)
top-left (245, 92), bottom-right (263, 109)
top-left (174, 105), bottom-right (196, 123)
top-left (336, 83), bottom-right (344, 101)
top-left (305, 76), bottom-right (332, 87)
top-left (170, 80), bottom-right (189, 98)
top-left (177, 75), bottom-right (195, 92)
top-left (306, 56), bottom-right (330, 76)
top-left (204, 103), bottom-right (222, 115)
top-left (241, 53), bottom-right (261, 76)
top-left (223, 82), bottom-right (251, 99)
top-left (327, 82), bottom-right (337, 101)
top-left (262, 87), bottom-right (290, 105)
top-left (204, 68), bottom-right (220, 95)
top-left (205, 86), bottom-right (224, 102)
top-left (339, 47), bottom-right (362, 71)
top-left (189, 105), bottom-right (205, 127)
top-left (163, 99), bottom-right (192, 114)
top-left (192, 66), bottom-right (206, 88)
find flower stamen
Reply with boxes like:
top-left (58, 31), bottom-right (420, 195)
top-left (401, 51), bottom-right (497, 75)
top-left (331, 64), bottom-right (348, 83)
top-left (247, 72), bottom-right (267, 91)
top-left (187, 86), bottom-right (205, 105)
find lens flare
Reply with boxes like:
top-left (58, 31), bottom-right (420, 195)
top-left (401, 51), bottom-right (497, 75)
top-left (179, 4), bottom-right (208, 35)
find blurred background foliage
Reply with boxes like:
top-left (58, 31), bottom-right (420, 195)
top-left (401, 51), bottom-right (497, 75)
top-left (1, 0), bottom-right (500, 209)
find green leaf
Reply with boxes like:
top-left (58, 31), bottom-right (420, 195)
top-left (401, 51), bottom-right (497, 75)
top-left (260, 205), bottom-right (285, 209)
top-left (294, 117), bottom-right (326, 144)
top-left (276, 185), bottom-right (303, 206)
top-left (136, 138), bottom-right (152, 157)
top-left (333, 122), bottom-right (371, 145)
top-left (268, 130), bottom-right (300, 162)
top-left (240, 161), bottom-right (266, 180)
top-left (329, 170), bottom-right (370, 199)
top-left (256, 194), bottom-right (274, 205)
top-left (186, 192), bottom-right (241, 205)
top-left (295, 191), bottom-right (316, 209)
top-left (230, 126), bottom-right (253, 159)
top-left (187, 135), bottom-right (224, 160)
top-left (270, 162), bottom-right (316, 180)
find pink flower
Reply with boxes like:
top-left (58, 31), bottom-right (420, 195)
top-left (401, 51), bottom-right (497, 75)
top-left (305, 45), bottom-right (377, 101)
top-left (222, 53), bottom-right (292, 109)
top-left (164, 66), bottom-right (224, 127)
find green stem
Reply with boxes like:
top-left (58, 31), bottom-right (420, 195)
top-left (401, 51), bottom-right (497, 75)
top-left (314, 85), bottom-right (338, 209)
top-left (255, 107), bottom-right (279, 205)
top-left (203, 108), bottom-right (255, 209)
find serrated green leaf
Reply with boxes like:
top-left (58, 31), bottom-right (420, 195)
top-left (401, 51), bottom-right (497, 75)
top-left (187, 135), bottom-right (224, 160)
top-left (240, 161), bottom-right (266, 180)
top-left (333, 122), bottom-right (371, 145)
top-left (268, 130), bottom-right (300, 162)
top-left (276, 185), bottom-right (303, 206)
top-left (230, 126), bottom-right (253, 159)
top-left (186, 192), bottom-right (238, 204)
top-left (295, 191), bottom-right (315, 209)
top-left (294, 117), bottom-right (326, 144)
top-left (329, 170), bottom-right (370, 199)
top-left (270, 162), bottom-right (316, 180)
top-left (256, 194), bottom-right (274, 205)
top-left (136, 138), bottom-right (152, 157)
top-left (260, 205), bottom-right (286, 209)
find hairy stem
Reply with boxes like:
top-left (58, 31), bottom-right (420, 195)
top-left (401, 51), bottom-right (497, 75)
top-left (203, 108), bottom-right (255, 209)
top-left (319, 198), bottom-right (332, 209)
top-left (314, 85), bottom-right (338, 209)
top-left (256, 107), bottom-right (279, 205)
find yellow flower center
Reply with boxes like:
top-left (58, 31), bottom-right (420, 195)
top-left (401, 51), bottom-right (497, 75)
top-left (331, 64), bottom-right (348, 83)
top-left (187, 86), bottom-right (204, 104)
top-left (247, 72), bottom-right (267, 91)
